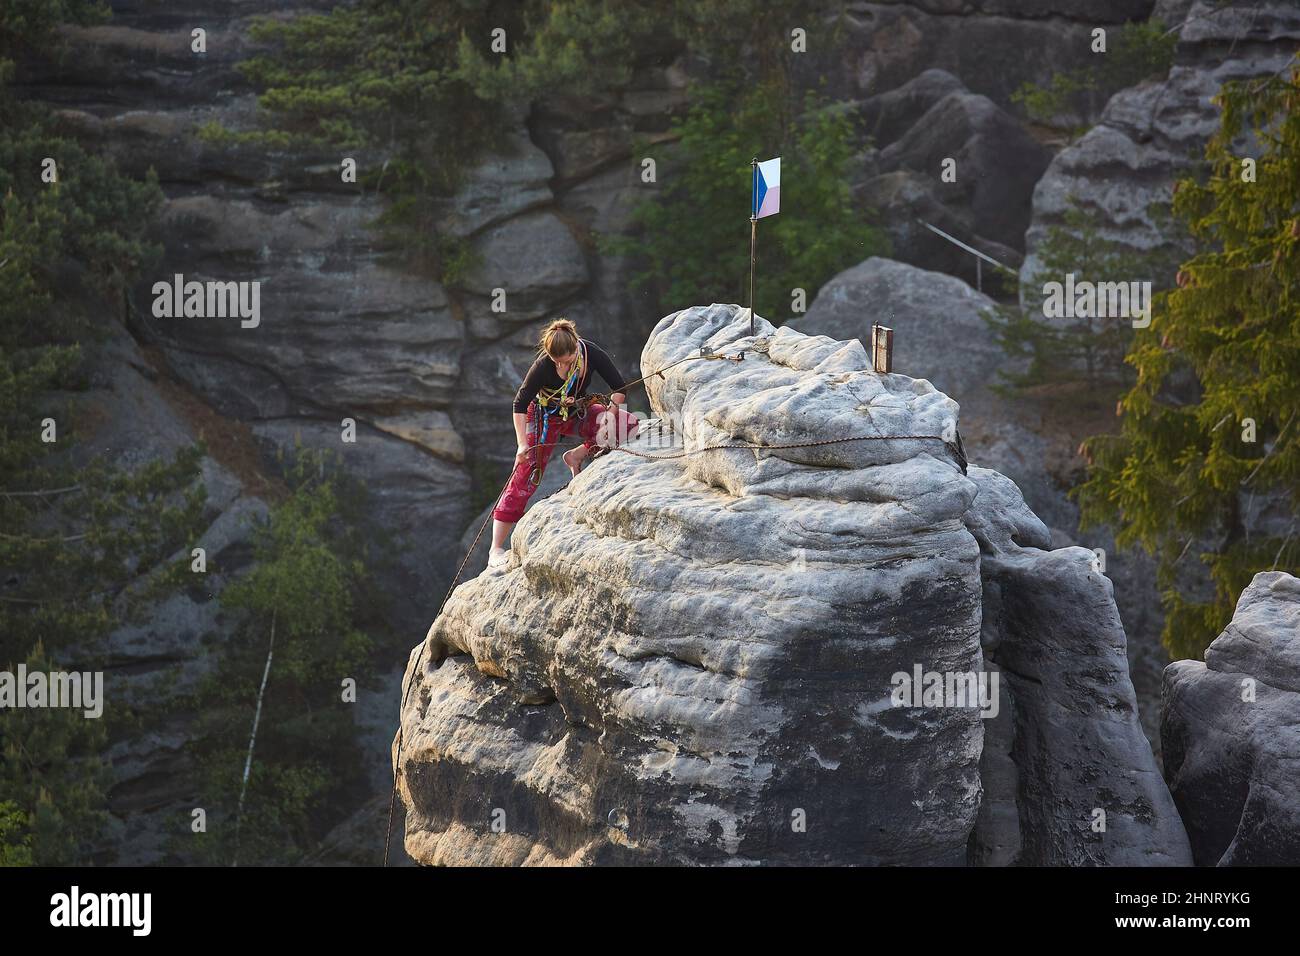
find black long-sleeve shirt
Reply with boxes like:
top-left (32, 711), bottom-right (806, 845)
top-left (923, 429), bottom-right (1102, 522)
top-left (512, 339), bottom-right (628, 414)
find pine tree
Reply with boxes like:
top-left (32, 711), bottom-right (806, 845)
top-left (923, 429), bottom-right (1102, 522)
top-left (184, 450), bottom-right (378, 865)
top-left (0, 4), bottom-right (207, 864)
top-left (1012, 18), bottom-right (1178, 129)
top-left (221, 1), bottom-right (819, 278)
top-left (1076, 62), bottom-right (1300, 659)
top-left (983, 202), bottom-right (1179, 392)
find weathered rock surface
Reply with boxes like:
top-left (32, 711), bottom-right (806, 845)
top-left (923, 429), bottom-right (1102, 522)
top-left (1162, 572), bottom-right (1300, 866)
top-left (967, 468), bottom-right (1192, 865)
top-left (789, 256), bottom-right (1004, 403)
top-left (460, 211), bottom-right (591, 319)
top-left (398, 304), bottom-right (1180, 866)
top-left (49, 321), bottom-right (269, 864)
top-left (432, 129), bottom-right (555, 239)
top-left (35, 1), bottom-right (665, 624)
top-left (859, 68), bottom-right (966, 146)
top-left (140, 196), bottom-right (467, 419)
top-left (249, 418), bottom-right (470, 619)
top-left (790, 258), bottom-right (1070, 534)
top-left (849, 69), bottom-right (1048, 284)
top-left (876, 88), bottom-right (1051, 253)
top-left (792, 256), bottom-right (1173, 762)
top-left (38, 5), bottom-right (481, 628)
top-left (459, 465), bottom-right (571, 583)
top-left (814, 2), bottom-right (1155, 111)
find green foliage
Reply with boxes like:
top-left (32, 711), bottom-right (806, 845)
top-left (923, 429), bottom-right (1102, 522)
top-left (1012, 71), bottom-right (1091, 129)
top-left (1013, 19), bottom-right (1177, 127)
top-left (238, 3), bottom-right (482, 155)
top-left (454, 0), bottom-right (809, 98)
top-left (0, 645), bottom-right (110, 866)
top-left (1111, 18), bottom-right (1182, 82)
top-left (0, 109), bottom-right (164, 340)
top-left (615, 84), bottom-right (888, 322)
top-left (0, 14), bottom-right (205, 865)
top-left (0, 801), bottom-right (33, 866)
top-left (229, 0), bottom-right (644, 273)
top-left (227, 1), bottom-right (513, 273)
top-left (184, 449), bottom-right (378, 865)
top-left (231, 0), bottom-right (814, 275)
top-left (0, 53), bottom-right (195, 669)
top-left (1075, 65), bottom-right (1300, 659)
top-left (454, 2), bottom-right (661, 101)
top-left (983, 202), bottom-right (1178, 391)
top-left (1, 448), bottom-right (208, 665)
top-left (0, 0), bottom-right (108, 54)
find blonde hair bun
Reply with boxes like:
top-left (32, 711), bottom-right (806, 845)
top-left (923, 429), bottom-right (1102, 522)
top-left (539, 318), bottom-right (579, 358)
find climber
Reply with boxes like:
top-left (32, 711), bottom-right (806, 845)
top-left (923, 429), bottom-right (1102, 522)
top-left (487, 318), bottom-right (639, 568)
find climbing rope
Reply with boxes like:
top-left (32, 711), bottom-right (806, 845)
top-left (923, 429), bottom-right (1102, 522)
top-left (382, 335), bottom-right (964, 863)
top-left (382, 437), bottom-right (570, 866)
top-left (610, 432), bottom-right (965, 464)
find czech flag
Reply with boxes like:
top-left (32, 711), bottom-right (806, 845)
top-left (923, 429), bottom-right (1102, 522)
top-left (752, 157), bottom-right (780, 219)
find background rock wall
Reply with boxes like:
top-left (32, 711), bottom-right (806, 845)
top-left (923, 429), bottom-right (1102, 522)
top-left (1019, 1), bottom-right (1300, 299)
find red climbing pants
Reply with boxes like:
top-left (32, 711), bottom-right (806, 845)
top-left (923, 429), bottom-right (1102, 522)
top-left (493, 403), bottom-right (640, 524)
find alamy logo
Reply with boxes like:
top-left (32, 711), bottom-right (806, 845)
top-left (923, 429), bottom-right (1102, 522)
top-left (890, 665), bottom-right (999, 718)
top-left (50, 886), bottom-right (151, 936)
top-left (152, 273), bottom-right (261, 328)
top-left (1042, 273), bottom-right (1152, 328)
top-left (0, 665), bottom-right (103, 718)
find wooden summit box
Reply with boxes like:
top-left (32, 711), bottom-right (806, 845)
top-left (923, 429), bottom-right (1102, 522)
top-left (871, 323), bottom-right (893, 373)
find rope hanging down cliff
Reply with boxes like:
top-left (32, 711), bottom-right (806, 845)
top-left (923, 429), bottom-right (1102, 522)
top-left (382, 338), bottom-right (967, 865)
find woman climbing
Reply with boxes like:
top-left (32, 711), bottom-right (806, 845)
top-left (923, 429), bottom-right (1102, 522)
top-left (488, 318), bottom-right (639, 567)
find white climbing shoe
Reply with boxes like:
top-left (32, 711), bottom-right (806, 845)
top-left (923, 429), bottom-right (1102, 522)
top-left (487, 547), bottom-right (510, 569)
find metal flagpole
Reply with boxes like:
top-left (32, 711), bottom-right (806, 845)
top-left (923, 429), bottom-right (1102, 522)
top-left (749, 157), bottom-right (758, 336)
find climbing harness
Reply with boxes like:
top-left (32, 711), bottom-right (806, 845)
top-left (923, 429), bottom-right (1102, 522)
top-left (527, 393), bottom-right (610, 487)
top-left (382, 333), bottom-right (964, 864)
top-left (528, 342), bottom-right (588, 485)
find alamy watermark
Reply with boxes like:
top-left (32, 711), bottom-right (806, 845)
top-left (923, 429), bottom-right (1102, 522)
top-left (890, 664), bottom-right (999, 718)
top-left (1042, 273), bottom-right (1152, 328)
top-left (0, 665), bottom-right (103, 718)
top-left (152, 273), bottom-right (260, 328)
top-left (50, 886), bottom-right (151, 936)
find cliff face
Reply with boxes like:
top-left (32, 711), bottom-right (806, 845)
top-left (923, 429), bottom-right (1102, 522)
top-left (396, 305), bottom-right (1187, 865)
top-left (1020, 0), bottom-right (1300, 294)
top-left (1004, 0), bottom-right (1300, 761)
top-left (26, 1), bottom-right (1184, 602)
top-left (22, 2), bottom-right (673, 860)
top-left (27, 0), bottom-right (674, 626)
top-left (26, 2), bottom-right (1220, 640)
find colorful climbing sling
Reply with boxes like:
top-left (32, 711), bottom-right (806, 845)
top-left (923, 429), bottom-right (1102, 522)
top-left (528, 341), bottom-right (587, 486)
